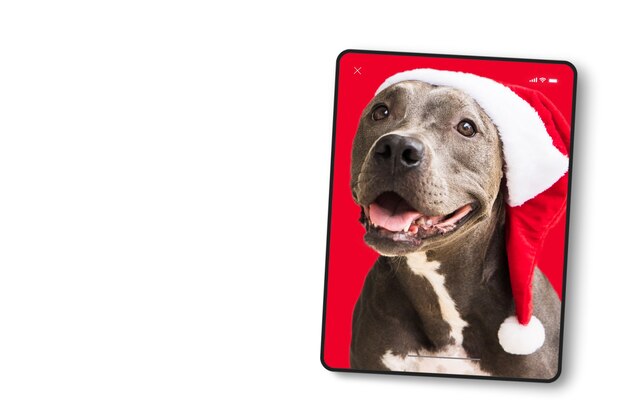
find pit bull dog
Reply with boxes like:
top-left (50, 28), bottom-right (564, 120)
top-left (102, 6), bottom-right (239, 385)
top-left (349, 80), bottom-right (561, 379)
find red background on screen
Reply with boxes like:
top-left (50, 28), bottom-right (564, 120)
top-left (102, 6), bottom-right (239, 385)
top-left (322, 51), bottom-right (575, 369)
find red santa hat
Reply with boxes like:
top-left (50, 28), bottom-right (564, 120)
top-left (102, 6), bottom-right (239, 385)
top-left (376, 69), bottom-right (570, 355)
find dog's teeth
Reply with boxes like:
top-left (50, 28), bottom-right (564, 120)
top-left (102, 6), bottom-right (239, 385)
top-left (403, 224), bottom-right (411, 233)
top-left (425, 218), bottom-right (433, 226)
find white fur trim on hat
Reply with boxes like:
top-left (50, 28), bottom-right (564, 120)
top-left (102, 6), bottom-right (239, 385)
top-left (376, 69), bottom-right (569, 207)
top-left (497, 315), bottom-right (545, 355)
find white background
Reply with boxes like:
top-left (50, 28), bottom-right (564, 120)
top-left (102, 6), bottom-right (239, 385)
top-left (0, 1), bottom-right (621, 415)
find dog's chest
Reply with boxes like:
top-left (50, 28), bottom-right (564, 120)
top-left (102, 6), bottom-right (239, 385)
top-left (380, 252), bottom-right (490, 376)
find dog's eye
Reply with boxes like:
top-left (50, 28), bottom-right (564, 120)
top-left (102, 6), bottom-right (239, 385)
top-left (371, 104), bottom-right (389, 121)
top-left (456, 120), bottom-right (477, 137)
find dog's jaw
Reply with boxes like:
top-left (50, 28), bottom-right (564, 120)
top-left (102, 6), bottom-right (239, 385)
top-left (359, 192), bottom-right (478, 256)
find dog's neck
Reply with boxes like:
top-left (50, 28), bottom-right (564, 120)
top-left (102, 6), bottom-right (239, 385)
top-left (397, 191), bottom-right (510, 347)
top-left (418, 192), bottom-right (507, 289)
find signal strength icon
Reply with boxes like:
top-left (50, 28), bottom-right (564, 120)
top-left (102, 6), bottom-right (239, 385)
top-left (529, 77), bottom-right (538, 83)
top-left (539, 77), bottom-right (547, 83)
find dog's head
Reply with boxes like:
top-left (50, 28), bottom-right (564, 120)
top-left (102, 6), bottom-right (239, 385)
top-left (351, 80), bottom-right (504, 256)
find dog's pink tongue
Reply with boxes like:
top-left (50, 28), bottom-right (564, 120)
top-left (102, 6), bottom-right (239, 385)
top-left (369, 195), bottom-right (422, 232)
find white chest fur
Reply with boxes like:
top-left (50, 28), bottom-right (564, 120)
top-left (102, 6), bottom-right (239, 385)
top-left (381, 348), bottom-right (488, 376)
top-left (380, 252), bottom-right (490, 376)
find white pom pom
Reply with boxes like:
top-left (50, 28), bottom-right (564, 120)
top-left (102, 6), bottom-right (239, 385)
top-left (498, 316), bottom-right (545, 355)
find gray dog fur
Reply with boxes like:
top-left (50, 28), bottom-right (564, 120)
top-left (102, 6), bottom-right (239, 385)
top-left (349, 81), bottom-right (560, 379)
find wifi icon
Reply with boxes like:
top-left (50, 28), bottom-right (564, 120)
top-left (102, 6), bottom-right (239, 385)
top-left (539, 77), bottom-right (547, 83)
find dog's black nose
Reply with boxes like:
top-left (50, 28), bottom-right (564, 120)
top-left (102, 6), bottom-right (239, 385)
top-left (374, 134), bottom-right (425, 169)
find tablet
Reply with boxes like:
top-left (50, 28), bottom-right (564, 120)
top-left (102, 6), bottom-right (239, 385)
top-left (321, 50), bottom-right (576, 381)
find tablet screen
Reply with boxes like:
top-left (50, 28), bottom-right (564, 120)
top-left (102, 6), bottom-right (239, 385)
top-left (321, 50), bottom-right (576, 381)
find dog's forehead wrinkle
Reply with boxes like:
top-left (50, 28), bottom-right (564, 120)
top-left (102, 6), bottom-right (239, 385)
top-left (421, 89), bottom-right (492, 127)
top-left (378, 82), bottom-right (420, 103)
top-left (385, 81), bottom-right (437, 109)
top-left (428, 85), bottom-right (476, 103)
top-left (426, 88), bottom-right (470, 109)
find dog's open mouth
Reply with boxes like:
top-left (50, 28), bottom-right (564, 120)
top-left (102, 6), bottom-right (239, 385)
top-left (362, 192), bottom-right (475, 245)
